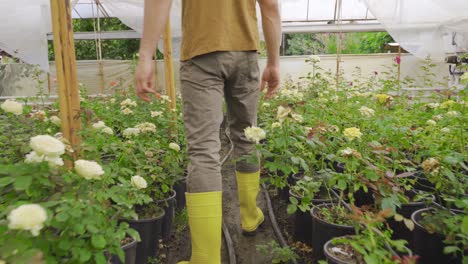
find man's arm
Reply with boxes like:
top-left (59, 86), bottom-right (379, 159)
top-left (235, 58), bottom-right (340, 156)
top-left (258, 0), bottom-right (281, 99)
top-left (135, 0), bottom-right (173, 102)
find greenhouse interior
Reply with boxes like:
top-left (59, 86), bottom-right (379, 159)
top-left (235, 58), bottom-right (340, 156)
top-left (0, 0), bottom-right (467, 264)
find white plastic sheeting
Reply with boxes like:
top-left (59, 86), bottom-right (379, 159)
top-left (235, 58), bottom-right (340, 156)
top-left (364, 0), bottom-right (468, 61)
top-left (0, 0), bottom-right (51, 70)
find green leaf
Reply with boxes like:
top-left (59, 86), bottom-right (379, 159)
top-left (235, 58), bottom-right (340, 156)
top-left (462, 216), bottom-right (468, 234)
top-left (14, 176), bottom-right (32, 190)
top-left (337, 179), bottom-right (346, 190)
top-left (287, 204), bottom-right (297, 215)
top-left (79, 249), bottom-right (92, 262)
top-left (0, 177), bottom-right (13, 187)
top-left (289, 196), bottom-right (298, 205)
top-left (94, 252), bottom-right (107, 264)
top-left (91, 235), bottom-right (106, 249)
top-left (394, 214), bottom-right (404, 222)
top-left (55, 212), bottom-right (69, 222)
top-left (443, 246), bottom-right (460, 254)
top-left (404, 218), bottom-right (415, 231)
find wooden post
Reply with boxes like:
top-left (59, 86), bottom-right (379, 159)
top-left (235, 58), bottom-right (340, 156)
top-left (162, 19), bottom-right (177, 112)
top-left (50, 0), bottom-right (82, 159)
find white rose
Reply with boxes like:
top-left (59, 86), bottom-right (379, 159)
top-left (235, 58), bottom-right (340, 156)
top-left (110, 98), bottom-right (116, 103)
top-left (151, 111), bottom-right (163, 117)
top-left (291, 113), bottom-right (304, 123)
top-left (1, 100), bottom-right (23, 115)
top-left (120, 98), bottom-right (137, 108)
top-left (446, 111), bottom-right (459, 117)
top-left (271, 122), bottom-right (282, 129)
top-left (123, 128), bottom-right (141, 138)
top-left (244, 126), bottom-right (266, 144)
top-left (426, 120), bottom-right (437, 126)
top-left (262, 102), bottom-right (271, 108)
top-left (160, 95), bottom-right (172, 103)
top-left (74, 160), bottom-right (104, 180)
top-left (92, 121), bottom-right (106, 130)
top-left (277, 106), bottom-right (291, 122)
top-left (30, 135), bottom-right (65, 157)
top-left (135, 122), bottom-right (156, 133)
top-left (358, 106), bottom-right (375, 117)
top-left (340, 148), bottom-right (355, 156)
top-left (8, 204), bottom-right (47, 236)
top-left (122, 108), bottom-right (133, 115)
top-left (49, 116), bottom-right (61, 126)
top-left (25, 151), bottom-right (63, 167)
top-left (309, 55), bottom-right (321, 63)
top-left (101, 127), bottom-right (113, 135)
top-left (131, 175), bottom-right (148, 189)
top-left (426, 103), bottom-right (440, 109)
top-left (169, 143), bottom-right (181, 152)
top-left (432, 115), bottom-right (443, 121)
top-left (441, 127), bottom-right (450, 133)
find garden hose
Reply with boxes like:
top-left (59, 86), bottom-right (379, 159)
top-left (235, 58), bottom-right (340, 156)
top-left (221, 125), bottom-right (237, 264)
top-left (223, 124), bottom-right (298, 264)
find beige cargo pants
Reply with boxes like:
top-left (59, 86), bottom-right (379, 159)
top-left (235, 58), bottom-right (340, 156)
top-left (180, 51), bottom-right (261, 193)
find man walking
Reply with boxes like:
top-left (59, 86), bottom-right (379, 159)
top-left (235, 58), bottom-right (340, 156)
top-left (135, 0), bottom-right (281, 263)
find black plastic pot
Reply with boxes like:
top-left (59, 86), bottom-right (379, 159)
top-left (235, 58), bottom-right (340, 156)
top-left (311, 203), bottom-right (355, 260)
top-left (323, 237), bottom-right (359, 264)
top-left (411, 208), bottom-right (462, 264)
top-left (126, 208), bottom-right (165, 264)
top-left (173, 176), bottom-right (188, 210)
top-left (289, 189), bottom-right (338, 245)
top-left (353, 187), bottom-right (374, 207)
top-left (156, 190), bottom-right (176, 241)
top-left (110, 238), bottom-right (138, 264)
top-left (388, 192), bottom-right (434, 250)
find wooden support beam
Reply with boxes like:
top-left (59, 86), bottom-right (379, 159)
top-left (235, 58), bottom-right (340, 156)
top-left (50, 0), bottom-right (82, 159)
top-left (162, 19), bottom-right (177, 112)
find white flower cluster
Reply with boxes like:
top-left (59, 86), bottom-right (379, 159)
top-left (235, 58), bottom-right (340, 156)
top-left (426, 120), bottom-right (437, 126)
top-left (244, 126), bottom-right (266, 144)
top-left (92, 121), bottom-right (113, 135)
top-left (135, 122), bottom-right (157, 133)
top-left (25, 135), bottom-right (66, 167)
top-left (8, 204), bottom-right (47, 236)
top-left (441, 127), bottom-right (451, 133)
top-left (271, 122), bottom-right (282, 129)
top-left (308, 55), bottom-right (321, 63)
top-left (74, 160), bottom-right (104, 180)
top-left (426, 103), bottom-right (440, 109)
top-left (121, 98), bottom-right (137, 115)
top-left (160, 95), bottom-right (172, 103)
top-left (1, 99), bottom-right (23, 115)
top-left (123, 127), bottom-right (141, 138)
top-left (151, 111), bottom-right (163, 117)
top-left (131, 175), bottom-right (148, 189)
top-left (169, 142), bottom-right (181, 152)
top-left (340, 147), bottom-right (356, 157)
top-left (358, 106), bottom-right (375, 117)
top-left (446, 111), bottom-right (459, 117)
top-left (432, 115), bottom-right (443, 121)
top-left (276, 106), bottom-right (303, 123)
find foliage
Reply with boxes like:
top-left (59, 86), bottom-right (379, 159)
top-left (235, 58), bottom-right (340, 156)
top-left (256, 240), bottom-right (298, 264)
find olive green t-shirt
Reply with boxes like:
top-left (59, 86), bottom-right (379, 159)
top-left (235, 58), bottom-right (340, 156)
top-left (180, 0), bottom-right (260, 61)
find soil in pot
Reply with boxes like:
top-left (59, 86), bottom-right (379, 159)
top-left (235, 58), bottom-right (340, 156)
top-left (324, 238), bottom-right (364, 264)
top-left (110, 237), bottom-right (138, 264)
top-left (173, 175), bottom-right (188, 210)
top-left (156, 190), bottom-right (177, 241)
top-left (311, 203), bottom-right (355, 260)
top-left (125, 207), bottom-right (165, 264)
top-left (411, 208), bottom-right (463, 264)
top-left (388, 191), bottom-right (434, 250)
top-left (289, 188), bottom-right (338, 245)
top-left (353, 187), bottom-right (374, 207)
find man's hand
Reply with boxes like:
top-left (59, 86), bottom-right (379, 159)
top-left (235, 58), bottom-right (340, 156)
top-left (135, 58), bottom-right (156, 102)
top-left (260, 65), bottom-right (280, 99)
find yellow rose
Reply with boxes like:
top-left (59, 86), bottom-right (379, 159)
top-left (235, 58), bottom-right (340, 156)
top-left (343, 127), bottom-right (363, 141)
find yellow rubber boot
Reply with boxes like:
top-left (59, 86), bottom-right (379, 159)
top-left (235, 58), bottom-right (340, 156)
top-left (236, 171), bottom-right (264, 234)
top-left (177, 192), bottom-right (222, 264)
